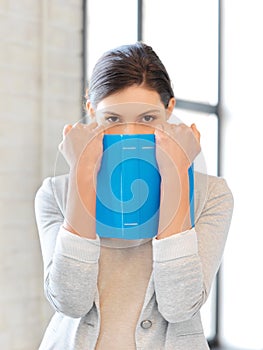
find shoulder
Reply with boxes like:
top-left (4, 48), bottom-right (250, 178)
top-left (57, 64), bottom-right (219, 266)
top-left (195, 171), bottom-right (233, 197)
top-left (36, 173), bottom-right (68, 196)
top-left (206, 174), bottom-right (234, 207)
top-left (194, 172), bottom-right (234, 218)
top-left (35, 174), bottom-right (69, 215)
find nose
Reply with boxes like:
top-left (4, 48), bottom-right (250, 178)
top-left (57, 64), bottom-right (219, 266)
top-left (123, 123), bottom-right (155, 135)
top-left (123, 123), bottom-right (137, 134)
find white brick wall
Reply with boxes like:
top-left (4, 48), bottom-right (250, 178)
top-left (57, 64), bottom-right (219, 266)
top-left (0, 1), bottom-right (83, 349)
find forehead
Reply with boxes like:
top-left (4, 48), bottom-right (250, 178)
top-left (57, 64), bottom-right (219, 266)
top-left (95, 102), bottom-right (164, 119)
top-left (96, 85), bottom-right (164, 109)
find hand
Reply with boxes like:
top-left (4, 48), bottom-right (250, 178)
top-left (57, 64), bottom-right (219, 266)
top-left (58, 122), bottom-right (104, 238)
top-left (154, 122), bottom-right (201, 175)
top-left (59, 121), bottom-right (104, 174)
top-left (154, 123), bottom-right (201, 238)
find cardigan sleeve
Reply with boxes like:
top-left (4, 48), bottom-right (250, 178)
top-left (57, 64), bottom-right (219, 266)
top-left (34, 177), bottom-right (100, 318)
top-left (152, 176), bottom-right (234, 323)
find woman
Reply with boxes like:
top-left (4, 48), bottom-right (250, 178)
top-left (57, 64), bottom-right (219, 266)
top-left (35, 42), bottom-right (234, 349)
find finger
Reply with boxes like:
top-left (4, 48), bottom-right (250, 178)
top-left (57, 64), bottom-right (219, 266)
top-left (84, 122), bottom-right (104, 136)
top-left (62, 124), bottom-right (72, 138)
top-left (91, 124), bottom-right (105, 141)
top-left (154, 126), bottom-right (167, 141)
top-left (155, 122), bottom-right (180, 143)
top-left (89, 121), bottom-right (100, 131)
top-left (163, 121), bottom-right (182, 132)
top-left (191, 123), bottom-right (201, 143)
top-left (156, 122), bottom-right (180, 142)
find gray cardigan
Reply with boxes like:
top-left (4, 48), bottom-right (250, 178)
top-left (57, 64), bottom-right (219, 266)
top-left (35, 172), bottom-right (233, 350)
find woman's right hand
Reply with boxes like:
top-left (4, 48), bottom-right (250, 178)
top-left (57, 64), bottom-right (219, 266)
top-left (59, 121), bottom-right (104, 176)
top-left (58, 121), bottom-right (104, 238)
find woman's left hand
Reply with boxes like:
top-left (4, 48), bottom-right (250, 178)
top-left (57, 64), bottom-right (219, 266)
top-left (154, 122), bottom-right (200, 175)
top-left (154, 122), bottom-right (201, 238)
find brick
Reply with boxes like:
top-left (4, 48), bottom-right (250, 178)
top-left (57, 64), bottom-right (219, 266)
top-left (0, 0), bottom-right (8, 11)
top-left (47, 25), bottom-right (81, 52)
top-left (47, 49), bottom-right (82, 75)
top-left (0, 14), bottom-right (8, 37)
top-left (0, 42), bottom-right (39, 68)
top-left (0, 230), bottom-right (39, 257)
top-left (0, 261), bottom-right (41, 302)
top-left (0, 173), bottom-right (40, 199)
top-left (0, 67), bottom-right (40, 95)
top-left (8, 299), bottom-right (43, 349)
top-left (0, 14), bottom-right (40, 45)
top-left (66, 0), bottom-right (82, 7)
top-left (0, 200), bottom-right (39, 244)
top-left (5, 17), bottom-right (40, 46)
top-left (46, 73), bottom-right (82, 101)
top-left (8, 0), bottom-right (40, 19)
top-left (0, 148), bottom-right (39, 175)
top-left (45, 97), bottom-right (82, 121)
top-left (0, 95), bottom-right (39, 121)
top-left (47, 0), bottom-right (82, 29)
top-left (0, 334), bottom-right (11, 350)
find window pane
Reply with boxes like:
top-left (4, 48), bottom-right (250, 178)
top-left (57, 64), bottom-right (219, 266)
top-left (170, 109), bottom-right (219, 340)
top-left (143, 0), bottom-right (218, 105)
top-left (87, 0), bottom-right (138, 79)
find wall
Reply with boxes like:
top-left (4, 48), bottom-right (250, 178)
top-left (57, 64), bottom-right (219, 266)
top-left (0, 1), bottom-right (83, 349)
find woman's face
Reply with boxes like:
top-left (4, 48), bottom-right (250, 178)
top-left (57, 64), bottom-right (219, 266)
top-left (89, 85), bottom-right (175, 134)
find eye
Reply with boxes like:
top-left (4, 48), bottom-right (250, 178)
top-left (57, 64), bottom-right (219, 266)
top-left (141, 115), bottom-right (156, 123)
top-left (106, 116), bottom-right (120, 123)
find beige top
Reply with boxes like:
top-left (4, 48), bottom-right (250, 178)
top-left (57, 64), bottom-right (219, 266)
top-left (95, 238), bottom-right (153, 349)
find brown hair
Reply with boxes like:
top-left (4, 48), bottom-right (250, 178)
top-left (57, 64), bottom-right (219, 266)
top-left (87, 42), bottom-right (174, 108)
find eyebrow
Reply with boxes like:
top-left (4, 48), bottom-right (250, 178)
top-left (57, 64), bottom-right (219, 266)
top-left (138, 109), bottom-right (162, 117)
top-left (101, 109), bottom-right (162, 117)
top-left (101, 111), bottom-right (122, 116)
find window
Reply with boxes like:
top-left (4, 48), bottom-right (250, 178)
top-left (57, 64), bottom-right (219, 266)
top-left (143, 0), bottom-right (219, 105)
top-left (84, 0), bottom-right (220, 344)
top-left (86, 0), bottom-right (138, 80)
top-left (143, 0), bottom-right (220, 342)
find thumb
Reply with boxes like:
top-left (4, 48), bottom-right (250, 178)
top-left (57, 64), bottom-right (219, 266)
top-left (191, 123), bottom-right (201, 143)
top-left (58, 124), bottom-right (72, 153)
top-left (62, 124), bottom-right (73, 140)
